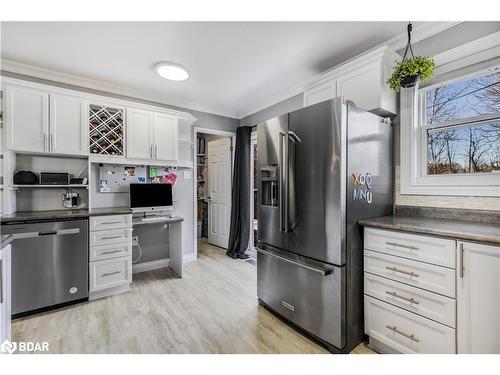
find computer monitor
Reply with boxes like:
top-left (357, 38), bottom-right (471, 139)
top-left (129, 183), bottom-right (173, 213)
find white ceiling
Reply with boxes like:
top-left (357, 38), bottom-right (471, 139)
top-left (1, 22), bottom-right (432, 118)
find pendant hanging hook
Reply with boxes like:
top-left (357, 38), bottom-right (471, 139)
top-left (402, 21), bottom-right (415, 61)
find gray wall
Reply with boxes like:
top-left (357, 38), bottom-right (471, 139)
top-left (239, 94), bottom-right (304, 127)
top-left (239, 22), bottom-right (500, 211)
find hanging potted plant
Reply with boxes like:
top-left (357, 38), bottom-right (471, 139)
top-left (388, 23), bottom-right (436, 92)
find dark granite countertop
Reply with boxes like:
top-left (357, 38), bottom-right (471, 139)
top-left (1, 207), bottom-right (132, 224)
top-left (359, 215), bottom-right (500, 246)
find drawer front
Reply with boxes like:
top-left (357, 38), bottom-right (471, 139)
top-left (365, 296), bottom-right (456, 354)
top-left (364, 273), bottom-right (455, 327)
top-left (89, 257), bottom-right (131, 292)
top-left (364, 250), bottom-right (455, 297)
top-left (257, 247), bottom-right (344, 349)
top-left (90, 227), bottom-right (132, 247)
top-left (90, 242), bottom-right (132, 262)
top-left (364, 227), bottom-right (456, 268)
top-left (90, 214), bottom-right (132, 231)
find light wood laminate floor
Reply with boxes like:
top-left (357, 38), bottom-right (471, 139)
top-left (12, 238), bottom-right (375, 354)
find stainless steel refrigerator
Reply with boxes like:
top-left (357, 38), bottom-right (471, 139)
top-left (256, 97), bottom-right (393, 353)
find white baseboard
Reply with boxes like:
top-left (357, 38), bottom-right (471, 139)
top-left (132, 258), bottom-right (170, 274)
top-left (183, 253), bottom-right (197, 263)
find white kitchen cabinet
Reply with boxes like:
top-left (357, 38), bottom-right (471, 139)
top-left (126, 108), bottom-right (178, 161)
top-left (5, 85), bottom-right (49, 153)
top-left (304, 46), bottom-right (398, 115)
top-left (126, 107), bottom-right (154, 159)
top-left (457, 241), bottom-right (500, 354)
top-left (0, 243), bottom-right (11, 343)
top-left (5, 85), bottom-right (88, 156)
top-left (154, 112), bottom-right (178, 161)
top-left (49, 93), bottom-right (88, 156)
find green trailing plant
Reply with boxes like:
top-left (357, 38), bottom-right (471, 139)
top-left (388, 56), bottom-right (436, 92)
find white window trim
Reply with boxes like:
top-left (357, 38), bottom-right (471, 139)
top-left (400, 33), bottom-right (500, 197)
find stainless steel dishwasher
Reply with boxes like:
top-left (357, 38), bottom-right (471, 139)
top-left (2, 219), bottom-right (88, 317)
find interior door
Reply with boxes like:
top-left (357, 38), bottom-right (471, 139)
top-left (207, 138), bottom-right (232, 249)
top-left (6, 85), bottom-right (49, 153)
top-left (154, 113), bottom-right (178, 160)
top-left (50, 93), bottom-right (87, 156)
top-left (126, 108), bottom-right (154, 159)
top-left (0, 244), bottom-right (11, 343)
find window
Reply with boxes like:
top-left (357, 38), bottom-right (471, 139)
top-left (422, 72), bottom-right (500, 176)
top-left (400, 32), bottom-right (500, 197)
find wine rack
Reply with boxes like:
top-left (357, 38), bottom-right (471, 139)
top-left (89, 104), bottom-right (124, 156)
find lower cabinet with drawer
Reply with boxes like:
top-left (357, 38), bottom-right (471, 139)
top-left (363, 227), bottom-right (457, 353)
top-left (89, 214), bottom-right (133, 300)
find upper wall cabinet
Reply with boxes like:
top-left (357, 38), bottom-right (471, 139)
top-left (126, 108), bottom-right (178, 161)
top-left (153, 112), bottom-right (178, 161)
top-left (126, 107), bottom-right (154, 159)
top-left (5, 84), bottom-right (88, 156)
top-left (5, 85), bottom-right (49, 154)
top-left (50, 93), bottom-right (88, 156)
top-left (303, 46), bottom-right (399, 116)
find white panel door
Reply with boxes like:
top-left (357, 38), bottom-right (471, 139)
top-left (207, 138), bottom-right (232, 249)
top-left (457, 241), bottom-right (500, 354)
top-left (0, 244), bottom-right (11, 343)
top-left (126, 108), bottom-right (154, 159)
top-left (153, 113), bottom-right (178, 161)
top-left (5, 85), bottom-right (49, 153)
top-left (49, 93), bottom-right (88, 156)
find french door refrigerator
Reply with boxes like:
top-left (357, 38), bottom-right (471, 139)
top-left (257, 98), bottom-right (392, 353)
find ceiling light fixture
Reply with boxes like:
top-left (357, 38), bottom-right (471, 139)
top-left (155, 62), bottom-right (189, 81)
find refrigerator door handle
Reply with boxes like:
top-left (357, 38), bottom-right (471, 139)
top-left (279, 132), bottom-right (288, 232)
top-left (257, 248), bottom-right (332, 276)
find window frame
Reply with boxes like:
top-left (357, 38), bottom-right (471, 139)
top-left (400, 67), bottom-right (500, 197)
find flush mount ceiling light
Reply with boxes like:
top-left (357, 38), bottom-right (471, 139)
top-left (155, 62), bottom-right (189, 81)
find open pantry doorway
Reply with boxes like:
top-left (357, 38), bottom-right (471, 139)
top-left (193, 127), bottom-right (236, 260)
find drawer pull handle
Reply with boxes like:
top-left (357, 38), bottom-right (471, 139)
top-left (386, 325), bottom-right (420, 343)
top-left (385, 266), bottom-right (419, 278)
top-left (101, 235), bottom-right (124, 240)
top-left (385, 290), bottom-right (419, 304)
top-left (386, 242), bottom-right (419, 251)
top-left (101, 221), bottom-right (123, 225)
top-left (101, 271), bottom-right (122, 277)
top-left (102, 250), bottom-right (123, 255)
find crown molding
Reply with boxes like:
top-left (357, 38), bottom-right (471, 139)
top-left (0, 59), bottom-right (239, 119)
top-left (237, 22), bottom-right (462, 120)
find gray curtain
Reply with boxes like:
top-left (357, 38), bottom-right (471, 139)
top-left (226, 126), bottom-right (253, 259)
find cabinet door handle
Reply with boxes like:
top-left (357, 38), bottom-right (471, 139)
top-left (386, 241), bottom-right (419, 251)
top-left (101, 270), bottom-right (122, 277)
top-left (386, 290), bottom-right (419, 304)
top-left (44, 133), bottom-right (48, 152)
top-left (102, 250), bottom-right (123, 255)
top-left (101, 235), bottom-right (123, 240)
top-left (386, 266), bottom-right (419, 278)
top-left (155, 145), bottom-right (158, 158)
top-left (385, 325), bottom-right (420, 343)
top-left (50, 133), bottom-right (54, 152)
top-left (459, 243), bottom-right (464, 278)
